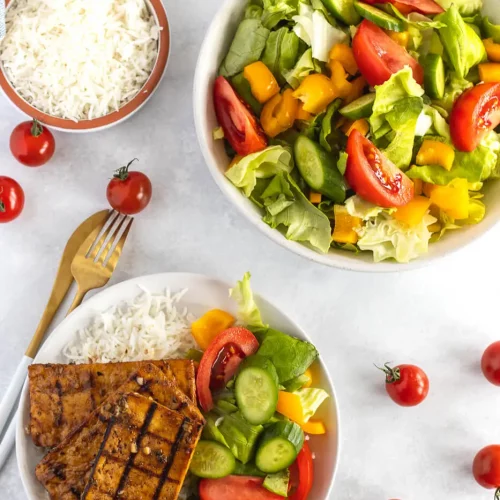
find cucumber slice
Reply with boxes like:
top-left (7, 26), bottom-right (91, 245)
top-left (255, 421), bottom-right (305, 473)
top-left (294, 135), bottom-right (346, 203)
top-left (423, 53), bottom-right (445, 99)
top-left (235, 355), bottom-right (279, 425)
top-left (190, 441), bottom-right (236, 479)
top-left (353, 1), bottom-right (405, 32)
top-left (320, 0), bottom-right (360, 26)
top-left (263, 469), bottom-right (290, 497)
top-left (339, 93), bottom-right (375, 119)
top-left (483, 16), bottom-right (500, 43)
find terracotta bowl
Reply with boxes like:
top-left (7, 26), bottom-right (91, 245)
top-left (0, 0), bottom-right (170, 133)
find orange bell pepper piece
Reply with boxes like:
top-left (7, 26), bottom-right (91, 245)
top-left (296, 101), bottom-right (313, 121)
top-left (416, 140), bottom-right (455, 171)
top-left (413, 178), bottom-right (423, 196)
top-left (292, 74), bottom-right (336, 114)
top-left (344, 76), bottom-right (367, 105)
top-left (392, 196), bottom-right (431, 227)
top-left (260, 89), bottom-right (299, 137)
top-left (191, 309), bottom-right (236, 350)
top-left (309, 191), bottom-right (322, 204)
top-left (243, 61), bottom-right (280, 103)
top-left (332, 204), bottom-right (362, 244)
top-left (346, 118), bottom-right (369, 137)
top-left (303, 368), bottom-right (313, 388)
top-left (329, 43), bottom-right (358, 75)
top-left (301, 420), bottom-right (326, 435)
top-left (425, 178), bottom-right (469, 220)
top-left (276, 391), bottom-right (326, 434)
top-left (387, 31), bottom-right (410, 49)
top-left (483, 38), bottom-right (500, 63)
top-left (329, 60), bottom-right (352, 99)
top-left (478, 63), bottom-right (500, 83)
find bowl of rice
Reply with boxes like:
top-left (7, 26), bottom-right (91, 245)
top-left (0, 0), bottom-right (169, 132)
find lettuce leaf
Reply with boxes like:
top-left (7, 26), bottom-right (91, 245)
top-left (285, 48), bottom-right (316, 89)
top-left (434, 73), bottom-right (472, 112)
top-left (423, 105), bottom-right (450, 140)
top-left (261, 172), bottom-right (332, 253)
top-left (226, 146), bottom-right (294, 197)
top-left (229, 272), bottom-right (266, 328)
top-left (293, 388), bottom-right (329, 422)
top-left (262, 28), bottom-right (301, 86)
top-left (357, 214), bottom-right (436, 263)
top-left (435, 0), bottom-right (482, 17)
top-left (319, 98), bottom-right (344, 153)
top-left (345, 195), bottom-right (393, 220)
top-left (262, 0), bottom-right (299, 29)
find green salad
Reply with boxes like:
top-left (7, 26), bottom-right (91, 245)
top-left (187, 273), bottom-right (328, 498)
top-left (212, 0), bottom-right (500, 263)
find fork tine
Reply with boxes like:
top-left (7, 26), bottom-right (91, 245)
top-left (106, 218), bottom-right (134, 272)
top-left (96, 215), bottom-right (127, 265)
top-left (76, 210), bottom-right (114, 258)
top-left (88, 211), bottom-right (121, 260)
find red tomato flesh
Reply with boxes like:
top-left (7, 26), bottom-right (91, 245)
top-left (199, 475), bottom-right (283, 500)
top-left (352, 20), bottom-right (423, 87)
top-left (473, 445), bottom-right (500, 490)
top-left (289, 443), bottom-right (314, 500)
top-left (450, 83), bottom-right (500, 152)
top-left (196, 327), bottom-right (259, 412)
top-left (0, 176), bottom-right (25, 223)
top-left (359, 0), bottom-right (443, 15)
top-left (345, 129), bottom-right (414, 208)
top-left (213, 76), bottom-right (268, 156)
top-left (481, 341), bottom-right (500, 386)
top-left (10, 120), bottom-right (55, 167)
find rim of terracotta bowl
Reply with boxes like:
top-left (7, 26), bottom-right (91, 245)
top-left (0, 0), bottom-right (170, 132)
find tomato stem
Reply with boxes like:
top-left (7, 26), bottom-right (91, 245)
top-left (113, 158), bottom-right (138, 181)
top-left (375, 362), bottom-right (401, 384)
top-left (0, 200), bottom-right (4, 212)
top-left (31, 119), bottom-right (43, 137)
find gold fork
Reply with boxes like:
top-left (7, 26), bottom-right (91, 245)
top-left (67, 211), bottom-right (134, 314)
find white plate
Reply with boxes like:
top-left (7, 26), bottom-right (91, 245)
top-left (16, 273), bottom-right (340, 499)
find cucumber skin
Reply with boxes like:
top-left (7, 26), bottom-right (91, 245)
top-left (190, 441), bottom-right (236, 479)
top-left (423, 54), bottom-right (445, 100)
top-left (339, 94), bottom-right (375, 120)
top-left (255, 421), bottom-right (305, 473)
top-left (320, 0), bottom-right (361, 26)
top-left (294, 135), bottom-right (346, 203)
top-left (353, 1), bottom-right (405, 32)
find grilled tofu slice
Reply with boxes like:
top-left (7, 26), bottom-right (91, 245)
top-left (36, 368), bottom-right (203, 499)
top-left (29, 359), bottom-right (196, 448)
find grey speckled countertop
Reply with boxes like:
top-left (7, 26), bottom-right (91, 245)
top-left (1, 0), bottom-right (500, 499)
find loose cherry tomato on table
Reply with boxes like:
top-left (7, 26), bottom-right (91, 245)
top-left (450, 83), bottom-right (500, 152)
top-left (288, 442), bottom-right (314, 500)
top-left (199, 475), bottom-right (282, 499)
top-left (345, 129), bottom-right (414, 208)
top-left (481, 341), bottom-right (500, 386)
top-left (352, 20), bottom-right (424, 87)
top-left (377, 362), bottom-right (429, 407)
top-left (0, 176), bottom-right (25, 223)
top-left (10, 119), bottom-right (55, 167)
top-left (106, 159), bottom-right (152, 215)
top-left (473, 445), bottom-right (500, 498)
top-left (213, 76), bottom-right (268, 156)
top-left (196, 327), bottom-right (259, 412)
top-left (360, 0), bottom-right (443, 15)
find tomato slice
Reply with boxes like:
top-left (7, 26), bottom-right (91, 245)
top-left (345, 129), bottom-right (414, 208)
top-left (359, 0), bottom-right (443, 14)
top-left (450, 82), bottom-right (500, 152)
top-left (213, 76), bottom-right (268, 156)
top-left (288, 443), bottom-right (314, 500)
top-left (196, 327), bottom-right (259, 412)
top-left (199, 475), bottom-right (283, 500)
top-left (352, 20), bottom-right (423, 87)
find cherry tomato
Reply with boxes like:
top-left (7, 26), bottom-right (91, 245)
top-left (345, 129), bottom-right (414, 208)
top-left (360, 0), bottom-right (443, 15)
top-left (199, 475), bottom-right (282, 500)
top-left (10, 119), bottom-right (55, 167)
top-left (289, 443), bottom-right (314, 500)
top-left (378, 363), bottom-right (429, 407)
top-left (481, 341), bottom-right (500, 386)
top-left (0, 176), bottom-right (25, 223)
top-left (213, 76), bottom-right (268, 156)
top-left (450, 83), bottom-right (500, 152)
top-left (352, 20), bottom-right (424, 87)
top-left (196, 327), bottom-right (259, 412)
top-left (473, 445), bottom-right (500, 497)
top-left (106, 159), bottom-right (152, 215)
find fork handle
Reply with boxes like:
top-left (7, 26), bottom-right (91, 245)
top-left (0, 356), bottom-right (32, 437)
top-left (66, 288), bottom-right (87, 317)
top-left (0, 415), bottom-right (16, 471)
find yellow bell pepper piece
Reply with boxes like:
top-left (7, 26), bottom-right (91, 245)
top-left (478, 63), bottom-right (500, 82)
top-left (428, 222), bottom-right (441, 233)
top-left (303, 368), bottom-right (313, 388)
top-left (191, 309), bottom-right (236, 350)
top-left (296, 101), bottom-right (313, 121)
top-left (228, 155), bottom-right (242, 171)
top-left (346, 118), bottom-right (369, 137)
top-left (392, 196), bottom-right (431, 227)
top-left (260, 89), bottom-right (299, 138)
top-left (276, 391), bottom-right (326, 434)
top-left (309, 191), bottom-right (322, 204)
top-left (483, 38), bottom-right (500, 62)
top-left (425, 178), bottom-right (469, 220)
top-left (292, 74), bottom-right (336, 114)
top-left (243, 61), bottom-right (280, 103)
top-left (416, 140), bottom-right (455, 171)
top-left (387, 31), bottom-right (410, 49)
top-left (329, 60), bottom-right (352, 99)
top-left (344, 76), bottom-right (367, 105)
top-left (341, 119), bottom-right (354, 134)
top-left (329, 43), bottom-right (358, 75)
top-left (332, 204), bottom-right (362, 244)
top-left (413, 178), bottom-right (423, 196)
top-left (301, 420), bottom-right (326, 435)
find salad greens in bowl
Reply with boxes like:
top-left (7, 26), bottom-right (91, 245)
top-left (194, 0), bottom-right (500, 271)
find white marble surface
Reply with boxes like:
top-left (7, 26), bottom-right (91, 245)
top-left (1, 0), bottom-right (500, 499)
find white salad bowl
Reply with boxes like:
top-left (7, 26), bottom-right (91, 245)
top-left (16, 273), bottom-right (340, 500)
top-left (193, 0), bottom-right (500, 272)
